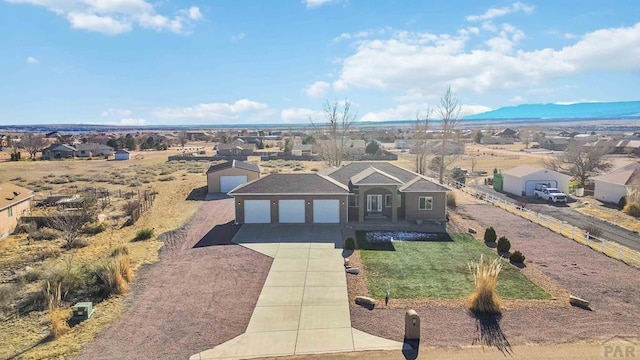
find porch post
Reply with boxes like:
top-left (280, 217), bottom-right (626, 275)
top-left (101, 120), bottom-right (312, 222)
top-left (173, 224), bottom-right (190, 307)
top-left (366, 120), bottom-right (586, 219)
top-left (391, 187), bottom-right (398, 223)
top-left (358, 186), bottom-right (365, 222)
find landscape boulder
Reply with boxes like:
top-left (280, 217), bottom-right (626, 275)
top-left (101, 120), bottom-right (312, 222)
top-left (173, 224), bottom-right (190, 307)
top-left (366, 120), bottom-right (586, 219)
top-left (346, 267), bottom-right (359, 275)
top-left (569, 295), bottom-right (591, 310)
top-left (344, 258), bottom-right (350, 267)
top-left (355, 296), bottom-right (376, 308)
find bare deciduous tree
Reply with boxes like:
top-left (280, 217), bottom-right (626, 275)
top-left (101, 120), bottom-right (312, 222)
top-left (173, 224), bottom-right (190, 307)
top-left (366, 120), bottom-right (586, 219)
top-left (311, 99), bottom-right (357, 167)
top-left (177, 130), bottom-right (188, 148)
top-left (48, 202), bottom-right (96, 250)
top-left (21, 133), bottom-right (47, 159)
top-left (543, 142), bottom-right (610, 188)
top-left (412, 109), bottom-right (431, 175)
top-left (470, 155), bottom-right (478, 174)
top-left (435, 87), bottom-right (461, 183)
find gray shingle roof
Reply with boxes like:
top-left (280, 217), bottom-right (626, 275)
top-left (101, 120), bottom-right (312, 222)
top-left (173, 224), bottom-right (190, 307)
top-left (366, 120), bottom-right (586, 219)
top-left (207, 160), bottom-right (260, 174)
top-left (229, 173), bottom-right (348, 195)
top-left (350, 167), bottom-right (403, 185)
top-left (399, 176), bottom-right (450, 192)
top-left (325, 162), bottom-right (418, 185)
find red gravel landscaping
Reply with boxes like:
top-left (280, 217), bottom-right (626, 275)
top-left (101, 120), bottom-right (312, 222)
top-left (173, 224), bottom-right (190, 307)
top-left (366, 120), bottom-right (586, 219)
top-left (76, 198), bottom-right (272, 360)
top-left (349, 193), bottom-right (640, 347)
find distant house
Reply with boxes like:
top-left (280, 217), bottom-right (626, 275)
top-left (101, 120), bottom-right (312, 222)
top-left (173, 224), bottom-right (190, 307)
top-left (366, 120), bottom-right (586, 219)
top-left (495, 128), bottom-right (518, 138)
top-left (573, 133), bottom-right (598, 142)
top-left (114, 149), bottom-right (131, 161)
top-left (0, 183), bottom-right (34, 239)
top-left (75, 143), bottom-right (114, 157)
top-left (481, 136), bottom-right (514, 145)
top-left (291, 144), bottom-right (313, 156)
top-left (216, 143), bottom-right (256, 156)
top-left (344, 139), bottom-right (366, 155)
top-left (394, 139), bottom-right (414, 151)
top-left (502, 165), bottom-right (570, 197)
top-left (541, 137), bottom-right (570, 151)
top-left (45, 131), bottom-right (60, 139)
top-left (592, 162), bottom-right (640, 205)
top-left (42, 144), bottom-right (77, 159)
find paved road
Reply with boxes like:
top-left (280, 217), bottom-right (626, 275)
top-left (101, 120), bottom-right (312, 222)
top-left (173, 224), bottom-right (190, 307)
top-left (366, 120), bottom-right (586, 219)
top-left (469, 184), bottom-right (640, 252)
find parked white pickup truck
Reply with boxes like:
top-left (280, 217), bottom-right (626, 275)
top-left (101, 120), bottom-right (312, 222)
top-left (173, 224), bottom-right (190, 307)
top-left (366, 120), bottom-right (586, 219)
top-left (534, 184), bottom-right (568, 203)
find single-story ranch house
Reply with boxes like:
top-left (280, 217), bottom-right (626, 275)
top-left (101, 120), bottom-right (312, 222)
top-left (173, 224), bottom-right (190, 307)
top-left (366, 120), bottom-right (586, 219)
top-left (0, 183), bottom-right (34, 239)
top-left (228, 162), bottom-right (450, 224)
top-left (75, 143), bottom-right (114, 157)
top-left (592, 162), bottom-right (640, 205)
top-left (114, 149), bottom-right (131, 161)
top-left (502, 165), bottom-right (570, 197)
top-left (207, 160), bottom-right (260, 194)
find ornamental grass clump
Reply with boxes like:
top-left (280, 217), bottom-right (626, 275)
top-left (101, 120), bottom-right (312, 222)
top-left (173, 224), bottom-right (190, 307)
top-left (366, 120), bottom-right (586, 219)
top-left (468, 255), bottom-right (503, 314)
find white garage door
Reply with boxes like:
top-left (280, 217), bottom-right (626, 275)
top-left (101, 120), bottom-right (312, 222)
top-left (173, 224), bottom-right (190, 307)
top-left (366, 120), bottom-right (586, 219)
top-left (220, 175), bottom-right (248, 193)
top-left (313, 199), bottom-right (340, 223)
top-left (278, 200), bottom-right (306, 223)
top-left (244, 200), bottom-right (271, 223)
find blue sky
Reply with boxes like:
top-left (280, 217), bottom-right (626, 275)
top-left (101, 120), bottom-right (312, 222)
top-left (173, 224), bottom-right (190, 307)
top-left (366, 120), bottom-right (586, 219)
top-left (1, 0), bottom-right (639, 125)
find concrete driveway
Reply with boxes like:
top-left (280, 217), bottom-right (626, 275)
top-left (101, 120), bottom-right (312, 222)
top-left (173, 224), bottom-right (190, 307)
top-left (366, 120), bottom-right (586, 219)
top-left (233, 224), bottom-right (343, 245)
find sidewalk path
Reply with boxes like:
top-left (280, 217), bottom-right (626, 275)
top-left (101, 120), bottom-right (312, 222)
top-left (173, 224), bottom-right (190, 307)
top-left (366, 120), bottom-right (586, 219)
top-left (190, 242), bottom-right (401, 360)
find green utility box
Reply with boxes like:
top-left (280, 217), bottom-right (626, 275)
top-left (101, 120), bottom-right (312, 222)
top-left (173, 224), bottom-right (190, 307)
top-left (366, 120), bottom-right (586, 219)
top-left (493, 173), bottom-right (503, 192)
top-left (72, 302), bottom-right (94, 321)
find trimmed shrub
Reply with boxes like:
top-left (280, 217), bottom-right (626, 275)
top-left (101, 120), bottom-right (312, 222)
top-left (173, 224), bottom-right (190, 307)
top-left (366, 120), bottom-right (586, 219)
top-left (344, 237), bottom-right (355, 250)
top-left (133, 228), bottom-right (154, 241)
top-left (496, 236), bottom-right (511, 253)
top-left (623, 202), bottom-right (640, 217)
top-left (467, 255), bottom-right (502, 314)
top-left (509, 250), bottom-right (526, 264)
top-left (483, 227), bottom-right (497, 243)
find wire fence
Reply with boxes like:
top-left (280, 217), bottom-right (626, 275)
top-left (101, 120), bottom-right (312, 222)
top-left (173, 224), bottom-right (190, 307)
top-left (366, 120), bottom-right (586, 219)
top-left (451, 180), bottom-right (640, 268)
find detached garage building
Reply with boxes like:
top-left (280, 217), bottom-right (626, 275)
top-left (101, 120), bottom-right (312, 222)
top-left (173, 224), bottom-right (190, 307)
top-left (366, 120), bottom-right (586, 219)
top-left (207, 160), bottom-right (260, 194)
top-left (502, 165), bottom-right (570, 197)
top-left (592, 162), bottom-right (640, 205)
top-left (228, 173), bottom-right (349, 224)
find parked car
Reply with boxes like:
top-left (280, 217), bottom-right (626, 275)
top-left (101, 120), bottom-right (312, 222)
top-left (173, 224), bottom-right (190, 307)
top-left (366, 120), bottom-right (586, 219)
top-left (534, 184), bottom-right (568, 203)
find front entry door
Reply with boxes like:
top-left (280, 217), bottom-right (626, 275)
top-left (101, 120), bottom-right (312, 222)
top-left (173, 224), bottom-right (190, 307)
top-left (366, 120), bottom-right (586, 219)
top-left (367, 194), bottom-right (382, 212)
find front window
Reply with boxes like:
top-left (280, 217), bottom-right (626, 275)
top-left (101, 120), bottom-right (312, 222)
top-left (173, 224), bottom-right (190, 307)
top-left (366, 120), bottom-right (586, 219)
top-left (419, 197), bottom-right (433, 211)
top-left (349, 194), bottom-right (359, 207)
top-left (385, 194), bottom-right (392, 207)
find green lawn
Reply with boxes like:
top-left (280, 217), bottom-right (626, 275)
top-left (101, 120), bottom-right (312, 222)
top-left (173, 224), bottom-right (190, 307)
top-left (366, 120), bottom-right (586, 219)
top-left (357, 232), bottom-right (551, 300)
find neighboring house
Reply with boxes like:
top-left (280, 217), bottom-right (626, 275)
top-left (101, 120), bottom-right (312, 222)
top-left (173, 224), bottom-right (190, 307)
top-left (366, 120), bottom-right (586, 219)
top-left (291, 144), bottom-right (313, 156)
top-left (394, 139), bottom-right (414, 151)
top-left (344, 139), bottom-right (366, 155)
top-left (413, 140), bottom-right (465, 155)
top-left (540, 137), bottom-right (570, 151)
top-left (573, 133), bottom-right (598, 142)
top-left (495, 128), bottom-right (518, 138)
top-left (114, 149), bottom-right (131, 160)
top-left (0, 183), bottom-right (34, 239)
top-left (480, 136), bottom-right (514, 145)
top-left (207, 160), bottom-right (260, 193)
top-left (592, 162), bottom-right (640, 205)
top-left (216, 143), bottom-right (256, 156)
top-left (502, 165), bottom-right (570, 197)
top-left (42, 144), bottom-right (77, 159)
top-left (228, 162), bottom-right (450, 225)
top-left (75, 143), bottom-right (114, 157)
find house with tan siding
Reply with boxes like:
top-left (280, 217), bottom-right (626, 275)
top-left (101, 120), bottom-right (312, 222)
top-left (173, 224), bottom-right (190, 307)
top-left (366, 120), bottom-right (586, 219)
top-left (0, 183), bottom-right (34, 239)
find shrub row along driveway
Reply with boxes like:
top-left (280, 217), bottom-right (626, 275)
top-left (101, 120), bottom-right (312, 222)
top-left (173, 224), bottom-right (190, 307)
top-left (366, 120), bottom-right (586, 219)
top-left (77, 198), bottom-right (272, 360)
top-left (470, 184), bottom-right (640, 251)
top-left (350, 195), bottom-right (640, 347)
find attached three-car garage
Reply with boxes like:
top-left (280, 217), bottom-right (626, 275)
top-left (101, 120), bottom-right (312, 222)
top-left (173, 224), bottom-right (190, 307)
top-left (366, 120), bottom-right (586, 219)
top-left (228, 173), bottom-right (349, 224)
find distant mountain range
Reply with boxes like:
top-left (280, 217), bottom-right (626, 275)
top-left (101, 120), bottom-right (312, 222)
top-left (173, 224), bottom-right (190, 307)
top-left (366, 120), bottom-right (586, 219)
top-left (465, 101), bottom-right (640, 120)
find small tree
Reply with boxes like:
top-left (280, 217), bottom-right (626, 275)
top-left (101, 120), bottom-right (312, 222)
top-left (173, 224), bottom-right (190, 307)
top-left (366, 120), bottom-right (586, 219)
top-left (545, 142), bottom-right (610, 188)
top-left (483, 227), bottom-right (497, 243)
top-left (311, 99), bottom-right (357, 167)
top-left (47, 201), bottom-right (96, 250)
top-left (412, 109), bottom-right (431, 175)
top-left (22, 133), bottom-right (47, 159)
top-left (365, 141), bottom-right (381, 155)
top-left (473, 130), bottom-right (483, 144)
top-left (470, 155), bottom-right (478, 174)
top-left (177, 130), bottom-right (188, 148)
top-left (496, 236), bottom-right (511, 253)
top-left (435, 87), bottom-right (461, 184)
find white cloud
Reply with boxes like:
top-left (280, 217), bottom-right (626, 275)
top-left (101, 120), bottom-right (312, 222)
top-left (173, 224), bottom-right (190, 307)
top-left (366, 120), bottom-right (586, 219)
top-left (26, 56), bottom-right (38, 64)
top-left (304, 81), bottom-right (330, 98)
top-left (303, 0), bottom-right (343, 8)
top-left (510, 95), bottom-right (524, 102)
top-left (101, 108), bottom-right (132, 117)
top-left (7, 0), bottom-right (203, 35)
top-left (113, 118), bottom-right (147, 126)
top-left (360, 102), bottom-right (491, 121)
top-left (331, 27), bottom-right (391, 44)
top-left (231, 32), bottom-right (245, 42)
top-left (466, 2), bottom-right (534, 22)
top-left (154, 99), bottom-right (270, 121)
top-left (332, 22), bottom-right (640, 96)
top-left (281, 108), bottom-right (324, 123)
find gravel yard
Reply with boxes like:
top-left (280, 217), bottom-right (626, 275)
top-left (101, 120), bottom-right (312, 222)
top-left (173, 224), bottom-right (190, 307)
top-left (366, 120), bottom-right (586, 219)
top-left (349, 190), bottom-right (640, 347)
top-left (77, 198), bottom-right (272, 360)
